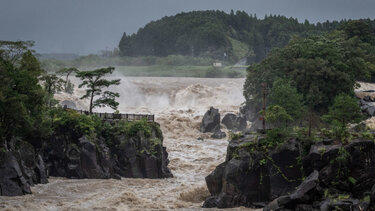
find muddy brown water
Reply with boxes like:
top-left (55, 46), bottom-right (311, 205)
top-left (0, 76), bottom-right (258, 210)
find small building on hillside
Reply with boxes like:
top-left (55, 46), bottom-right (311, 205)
top-left (213, 62), bottom-right (222, 67)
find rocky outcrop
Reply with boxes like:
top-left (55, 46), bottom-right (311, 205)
top-left (46, 136), bottom-right (113, 179)
top-left (222, 113), bottom-right (247, 131)
top-left (46, 124), bottom-right (172, 179)
top-left (110, 129), bottom-right (172, 178)
top-left (358, 91), bottom-right (375, 117)
top-left (204, 135), bottom-right (375, 210)
top-left (201, 107), bottom-right (228, 139)
top-left (200, 107), bottom-right (220, 133)
top-left (359, 98), bottom-right (375, 116)
top-left (1, 119), bottom-right (172, 196)
top-left (0, 140), bottom-right (48, 196)
top-left (239, 103), bottom-right (258, 122)
top-left (0, 151), bottom-right (31, 196)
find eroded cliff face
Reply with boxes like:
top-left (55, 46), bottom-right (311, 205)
top-left (45, 121), bottom-right (172, 180)
top-left (204, 134), bottom-right (375, 210)
top-left (0, 121), bottom-right (172, 196)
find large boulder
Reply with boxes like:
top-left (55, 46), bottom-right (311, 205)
top-left (200, 107), bottom-right (220, 133)
top-left (264, 170), bottom-right (319, 211)
top-left (222, 113), bottom-right (247, 131)
top-left (0, 151), bottom-right (31, 196)
top-left (359, 98), bottom-right (375, 116)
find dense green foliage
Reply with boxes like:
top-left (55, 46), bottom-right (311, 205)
top-left (268, 78), bottom-right (305, 120)
top-left (118, 10), bottom-right (359, 63)
top-left (76, 67), bottom-right (121, 113)
top-left (265, 105), bottom-right (293, 128)
top-left (244, 20), bottom-right (375, 139)
top-left (322, 94), bottom-right (363, 141)
top-left (0, 41), bottom-right (159, 152)
top-left (244, 20), bottom-right (375, 115)
top-left (323, 94), bottom-right (363, 127)
top-left (50, 108), bottom-right (102, 138)
top-left (40, 73), bottom-right (65, 107)
top-left (0, 41), bottom-right (49, 148)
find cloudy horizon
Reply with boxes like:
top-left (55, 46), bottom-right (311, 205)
top-left (1, 0), bottom-right (375, 55)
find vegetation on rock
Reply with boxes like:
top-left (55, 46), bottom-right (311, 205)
top-left (0, 41), bottom-right (172, 196)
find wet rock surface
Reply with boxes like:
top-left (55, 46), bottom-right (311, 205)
top-left (46, 123), bottom-right (172, 180)
top-left (222, 113), bottom-right (247, 131)
top-left (204, 135), bottom-right (375, 210)
top-left (1, 121), bottom-right (172, 196)
top-left (200, 107), bottom-right (220, 133)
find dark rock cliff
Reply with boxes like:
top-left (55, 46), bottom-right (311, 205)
top-left (204, 134), bottom-right (375, 210)
top-left (0, 120), bottom-right (172, 196)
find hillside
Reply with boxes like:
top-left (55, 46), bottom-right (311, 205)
top-left (119, 10), bottom-right (360, 64)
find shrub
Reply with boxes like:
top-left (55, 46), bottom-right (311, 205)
top-left (49, 108), bottom-right (102, 138)
top-left (114, 119), bottom-right (153, 138)
top-left (265, 128), bottom-right (290, 147)
top-left (229, 132), bottom-right (243, 140)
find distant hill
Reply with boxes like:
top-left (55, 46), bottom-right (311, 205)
top-left (37, 53), bottom-right (80, 61)
top-left (119, 10), bottom-right (365, 64)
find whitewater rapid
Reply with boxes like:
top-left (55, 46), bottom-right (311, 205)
top-left (0, 76), bottom-right (256, 210)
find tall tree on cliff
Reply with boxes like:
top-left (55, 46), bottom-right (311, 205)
top-left (0, 41), bottom-right (49, 149)
top-left (40, 73), bottom-right (65, 107)
top-left (56, 67), bottom-right (79, 94)
top-left (76, 67), bottom-right (121, 114)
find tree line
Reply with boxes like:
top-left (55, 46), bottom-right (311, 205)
top-left (119, 10), bottom-right (375, 64)
top-left (244, 20), bottom-right (375, 140)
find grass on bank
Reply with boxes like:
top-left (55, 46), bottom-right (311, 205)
top-left (40, 55), bottom-right (248, 78)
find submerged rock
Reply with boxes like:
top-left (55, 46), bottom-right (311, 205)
top-left (211, 131), bottom-right (226, 139)
top-left (200, 107), bottom-right (220, 133)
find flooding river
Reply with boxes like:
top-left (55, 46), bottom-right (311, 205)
top-left (0, 76), bottom-right (256, 210)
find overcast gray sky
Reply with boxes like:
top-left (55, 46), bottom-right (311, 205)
top-left (1, 0), bottom-right (375, 55)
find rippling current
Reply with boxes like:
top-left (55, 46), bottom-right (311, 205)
top-left (0, 76), bottom-right (257, 210)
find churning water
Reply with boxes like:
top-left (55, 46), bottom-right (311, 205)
top-left (0, 75), bottom-right (256, 210)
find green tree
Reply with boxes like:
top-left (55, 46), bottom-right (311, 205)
top-left (244, 30), bottom-right (375, 114)
top-left (76, 67), bottom-right (121, 114)
top-left (56, 67), bottom-right (78, 93)
top-left (268, 78), bottom-right (305, 120)
top-left (40, 73), bottom-right (65, 107)
top-left (0, 41), bottom-right (49, 149)
top-left (0, 40), bottom-right (34, 65)
top-left (323, 94), bottom-right (362, 130)
top-left (265, 105), bottom-right (293, 128)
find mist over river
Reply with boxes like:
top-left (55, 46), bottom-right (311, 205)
top-left (0, 76), bottom-right (256, 210)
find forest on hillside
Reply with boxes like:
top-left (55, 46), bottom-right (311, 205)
top-left (119, 10), bottom-right (375, 64)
